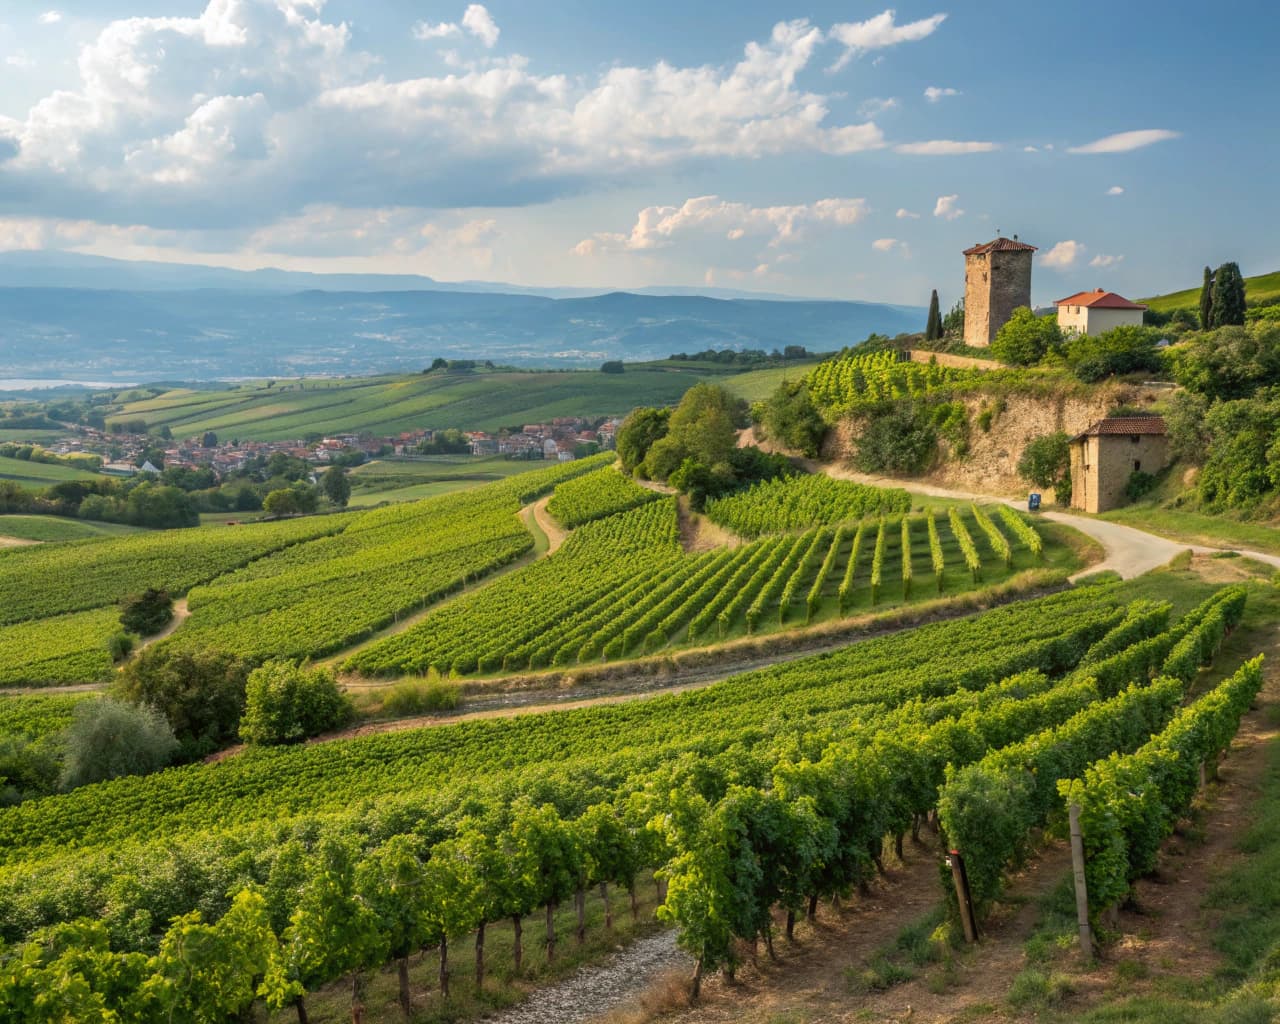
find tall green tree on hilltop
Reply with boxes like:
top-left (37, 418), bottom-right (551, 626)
top-left (1211, 262), bottom-right (1247, 327)
top-left (924, 290), bottom-right (943, 341)
top-left (1199, 266), bottom-right (1214, 330)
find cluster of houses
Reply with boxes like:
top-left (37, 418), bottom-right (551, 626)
top-left (35, 417), bottom-right (619, 480)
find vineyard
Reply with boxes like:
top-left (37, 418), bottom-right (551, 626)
top-left (0, 577), bottom-right (1261, 1020)
top-left (345, 499), bottom-right (1048, 677)
top-left (704, 473), bottom-right (912, 537)
top-left (803, 349), bottom-right (991, 417)
top-left (0, 454), bottom-right (612, 686)
top-left (545, 465), bottom-right (659, 528)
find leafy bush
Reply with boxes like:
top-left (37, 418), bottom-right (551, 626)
top-left (1062, 325), bottom-right (1165, 383)
top-left (1017, 433), bottom-right (1071, 503)
top-left (114, 647), bottom-right (251, 757)
top-left (238, 661), bottom-right (354, 746)
top-left (1125, 470), bottom-right (1158, 502)
top-left (990, 307), bottom-right (1062, 366)
top-left (855, 404), bottom-right (937, 474)
top-left (381, 679), bottom-right (462, 716)
top-left (119, 587), bottom-right (173, 636)
top-left (107, 632), bottom-right (137, 663)
top-left (59, 699), bottom-right (178, 789)
top-left (761, 379), bottom-right (827, 457)
top-left (0, 734), bottom-right (61, 805)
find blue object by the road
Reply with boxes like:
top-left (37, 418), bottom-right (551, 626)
top-left (1028, 493), bottom-right (1042, 511)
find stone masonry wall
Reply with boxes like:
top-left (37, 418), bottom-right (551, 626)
top-left (964, 250), bottom-right (1033, 347)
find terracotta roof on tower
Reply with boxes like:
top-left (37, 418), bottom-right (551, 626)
top-left (962, 237), bottom-right (1038, 255)
top-left (1055, 288), bottom-right (1147, 310)
top-left (1072, 416), bottom-right (1167, 442)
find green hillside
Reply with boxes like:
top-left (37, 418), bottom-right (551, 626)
top-left (1142, 268), bottom-right (1280, 312)
top-left (109, 360), bottom-right (819, 441)
top-left (0, 454), bottom-right (102, 488)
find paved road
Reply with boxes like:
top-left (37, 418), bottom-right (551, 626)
top-left (818, 462), bottom-right (1280, 581)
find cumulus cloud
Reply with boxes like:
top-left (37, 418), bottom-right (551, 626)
top-left (1023, 145), bottom-right (1039, 152)
top-left (933, 194), bottom-right (963, 220)
top-left (896, 208), bottom-right (919, 219)
top-left (896, 140), bottom-right (997, 155)
top-left (829, 9), bottom-right (947, 70)
top-left (1089, 253), bottom-right (1123, 268)
top-left (1107, 185), bottom-right (1125, 195)
top-left (574, 194), bottom-right (870, 255)
top-left (923, 86), bottom-right (959, 102)
top-left (38, 11), bottom-right (62, 25)
top-left (415, 5), bottom-right (500, 48)
top-left (1068, 129), bottom-right (1180, 154)
top-left (872, 237), bottom-right (909, 256)
top-left (0, 2), bottom-right (904, 236)
top-left (1041, 240), bottom-right (1084, 268)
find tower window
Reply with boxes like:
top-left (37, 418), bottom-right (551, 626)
top-left (1134, 460), bottom-right (1142, 472)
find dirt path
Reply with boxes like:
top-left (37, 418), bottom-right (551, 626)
top-left (0, 536), bottom-right (40, 548)
top-left (527, 495), bottom-right (569, 554)
top-left (136, 598), bottom-right (190, 653)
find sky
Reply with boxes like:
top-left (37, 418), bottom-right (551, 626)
top-left (0, 1), bottom-right (1277, 307)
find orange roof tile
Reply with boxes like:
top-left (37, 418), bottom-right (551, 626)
top-left (1055, 288), bottom-right (1147, 310)
top-left (963, 237), bottom-right (1038, 255)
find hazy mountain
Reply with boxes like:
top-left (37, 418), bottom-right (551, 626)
top-left (0, 254), bottom-right (924, 382)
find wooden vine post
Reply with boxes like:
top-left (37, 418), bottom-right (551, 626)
top-left (1067, 803), bottom-right (1094, 958)
top-left (947, 850), bottom-right (979, 943)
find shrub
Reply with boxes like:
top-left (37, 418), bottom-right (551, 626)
top-left (119, 587), bottom-right (173, 636)
top-left (1125, 470), bottom-right (1158, 502)
top-left (115, 648), bottom-right (251, 757)
top-left (107, 632), bottom-right (138, 663)
top-left (0, 734), bottom-right (61, 804)
top-left (855, 404), bottom-right (937, 474)
top-left (239, 661), bottom-right (355, 745)
top-left (761, 379), bottom-right (827, 457)
top-left (381, 679), bottom-right (462, 716)
top-left (1018, 432), bottom-right (1071, 502)
top-left (59, 699), bottom-right (178, 790)
top-left (991, 307), bottom-right (1062, 366)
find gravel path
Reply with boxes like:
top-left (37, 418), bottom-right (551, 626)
top-left (485, 930), bottom-right (689, 1024)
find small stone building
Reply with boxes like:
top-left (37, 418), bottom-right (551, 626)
top-left (1056, 288), bottom-right (1147, 336)
top-left (963, 236), bottom-right (1036, 347)
top-left (1068, 416), bottom-right (1169, 513)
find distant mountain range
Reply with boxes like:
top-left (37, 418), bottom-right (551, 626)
top-left (0, 251), bottom-right (924, 382)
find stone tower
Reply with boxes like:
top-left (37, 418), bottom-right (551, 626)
top-left (963, 236), bottom-right (1036, 347)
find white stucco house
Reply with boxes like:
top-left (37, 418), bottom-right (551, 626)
top-left (1055, 288), bottom-right (1148, 336)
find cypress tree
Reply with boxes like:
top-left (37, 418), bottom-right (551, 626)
top-left (924, 289), bottom-right (942, 341)
top-left (1198, 265), bottom-right (1214, 330)
top-left (1210, 262), bottom-right (1247, 327)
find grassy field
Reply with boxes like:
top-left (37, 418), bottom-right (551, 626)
top-left (0, 515), bottom-right (146, 542)
top-left (0, 429), bottom-right (65, 444)
top-left (0, 455), bottom-right (102, 488)
top-left (348, 456), bottom-right (545, 507)
top-left (107, 361), bottom-right (820, 441)
top-left (1142, 268), bottom-right (1280, 313)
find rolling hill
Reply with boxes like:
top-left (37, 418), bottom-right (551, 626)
top-left (1141, 268), bottom-right (1280, 312)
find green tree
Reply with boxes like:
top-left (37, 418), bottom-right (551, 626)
top-left (1017, 432), bottom-right (1072, 504)
top-left (643, 383), bottom-right (746, 482)
top-left (60, 699), bottom-right (178, 790)
top-left (115, 648), bottom-right (251, 756)
top-left (990, 307), bottom-right (1062, 365)
top-left (239, 661), bottom-right (354, 745)
top-left (320, 466), bottom-right (350, 508)
top-left (135, 447), bottom-right (166, 470)
top-left (854, 404), bottom-right (937, 474)
top-left (1210, 262), bottom-right (1247, 327)
top-left (1199, 265), bottom-right (1214, 330)
top-left (761, 380), bottom-right (826, 457)
top-left (1062, 324), bottom-right (1165, 382)
top-left (264, 488), bottom-right (302, 517)
top-left (942, 299), bottom-right (964, 338)
top-left (202, 431), bottom-right (218, 448)
top-left (120, 587), bottom-right (173, 636)
top-left (1172, 322), bottom-right (1280, 400)
top-left (600, 360), bottom-right (625, 374)
top-left (356, 835), bottom-right (431, 1018)
top-left (924, 289), bottom-right (942, 341)
top-left (616, 407), bottom-right (670, 474)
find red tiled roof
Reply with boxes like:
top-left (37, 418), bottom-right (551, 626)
top-left (1075, 416), bottom-right (1167, 440)
top-left (963, 237), bottom-right (1038, 255)
top-left (1055, 288), bottom-right (1148, 310)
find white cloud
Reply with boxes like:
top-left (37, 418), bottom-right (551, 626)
top-left (1042, 240), bottom-right (1085, 268)
top-left (895, 140), bottom-right (997, 155)
top-left (574, 194), bottom-right (870, 255)
top-left (933, 194), bottom-right (963, 220)
top-left (5, 51), bottom-right (35, 69)
top-left (829, 9), bottom-right (947, 70)
top-left (461, 5), bottom-right (500, 48)
top-left (923, 86), bottom-right (959, 103)
top-left (1107, 185), bottom-right (1125, 196)
top-left (1089, 253), bottom-right (1124, 269)
top-left (1068, 129), bottom-right (1180, 154)
top-left (38, 11), bottom-right (62, 25)
top-left (1023, 145), bottom-right (1039, 152)
top-left (414, 4), bottom-right (499, 47)
top-left (858, 96), bottom-right (899, 117)
top-left (0, 5), bottom-right (892, 231)
top-left (873, 237), bottom-right (910, 256)
top-left (896, 208), bottom-right (919, 219)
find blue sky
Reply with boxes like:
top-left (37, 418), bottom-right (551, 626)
top-left (0, 1), bottom-right (1276, 306)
